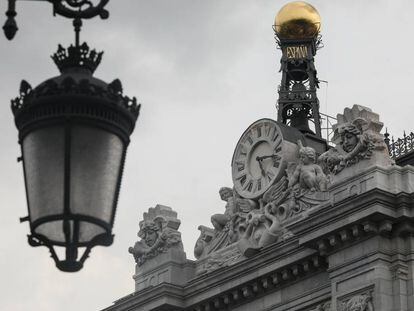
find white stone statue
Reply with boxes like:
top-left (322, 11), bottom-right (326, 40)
top-left (129, 205), bottom-right (183, 266)
top-left (194, 187), bottom-right (257, 259)
top-left (288, 140), bottom-right (328, 192)
top-left (319, 105), bottom-right (393, 178)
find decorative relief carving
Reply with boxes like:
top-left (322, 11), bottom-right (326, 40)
top-left (194, 225), bottom-right (215, 259)
top-left (339, 293), bottom-right (374, 311)
top-left (197, 246), bottom-right (243, 275)
top-left (309, 301), bottom-right (331, 311)
top-left (265, 142), bottom-right (330, 223)
top-left (134, 269), bottom-right (169, 291)
top-left (129, 205), bottom-right (183, 266)
top-left (194, 187), bottom-right (257, 259)
top-left (319, 105), bottom-right (393, 176)
top-left (195, 141), bottom-right (331, 264)
top-left (288, 140), bottom-right (328, 192)
top-left (237, 202), bottom-right (291, 257)
top-left (192, 106), bottom-right (393, 270)
top-left (193, 104), bottom-right (396, 269)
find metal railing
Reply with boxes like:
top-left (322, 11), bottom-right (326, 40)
top-left (385, 131), bottom-right (414, 159)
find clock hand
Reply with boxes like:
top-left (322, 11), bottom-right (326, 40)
top-left (256, 154), bottom-right (281, 162)
top-left (255, 156), bottom-right (266, 176)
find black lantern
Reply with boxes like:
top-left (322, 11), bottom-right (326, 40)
top-left (6, 0), bottom-right (140, 272)
top-left (11, 42), bottom-right (140, 272)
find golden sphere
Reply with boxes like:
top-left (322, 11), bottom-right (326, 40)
top-left (274, 1), bottom-right (321, 39)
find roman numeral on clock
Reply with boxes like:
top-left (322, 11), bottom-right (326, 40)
top-left (264, 123), bottom-right (272, 137)
top-left (235, 161), bottom-right (245, 172)
top-left (237, 174), bottom-right (247, 186)
top-left (272, 130), bottom-right (280, 142)
top-left (256, 124), bottom-right (262, 138)
top-left (239, 145), bottom-right (248, 157)
top-left (243, 179), bottom-right (253, 192)
top-left (273, 138), bottom-right (282, 155)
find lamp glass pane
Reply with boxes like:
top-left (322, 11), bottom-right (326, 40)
top-left (22, 126), bottom-right (65, 222)
top-left (78, 221), bottom-right (106, 243)
top-left (70, 125), bottom-right (124, 224)
top-left (34, 220), bottom-right (65, 243)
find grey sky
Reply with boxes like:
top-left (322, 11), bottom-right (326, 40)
top-left (1, 1), bottom-right (413, 310)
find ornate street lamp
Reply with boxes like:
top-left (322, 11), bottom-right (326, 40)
top-left (4, 1), bottom-right (140, 272)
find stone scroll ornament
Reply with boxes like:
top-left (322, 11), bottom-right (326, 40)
top-left (129, 205), bottom-right (183, 266)
top-left (319, 105), bottom-right (393, 177)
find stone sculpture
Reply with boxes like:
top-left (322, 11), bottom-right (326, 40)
top-left (263, 143), bottom-right (329, 222)
top-left (194, 225), bottom-right (215, 259)
top-left (129, 205), bottom-right (183, 266)
top-left (194, 187), bottom-right (257, 259)
top-left (288, 140), bottom-right (328, 192)
top-left (340, 293), bottom-right (374, 311)
top-left (211, 187), bottom-right (257, 240)
top-left (237, 203), bottom-right (286, 257)
top-left (196, 141), bottom-right (330, 261)
top-left (319, 105), bottom-right (392, 177)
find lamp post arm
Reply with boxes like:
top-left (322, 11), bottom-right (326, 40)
top-left (3, 0), bottom-right (110, 40)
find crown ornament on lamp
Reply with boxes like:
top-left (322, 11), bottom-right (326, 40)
top-left (52, 43), bottom-right (103, 74)
top-left (12, 43), bottom-right (140, 123)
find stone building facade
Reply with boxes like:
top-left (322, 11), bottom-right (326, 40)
top-left (103, 3), bottom-right (414, 310)
top-left (103, 104), bottom-right (414, 311)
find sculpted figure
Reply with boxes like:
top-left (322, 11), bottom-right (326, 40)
top-left (194, 187), bottom-right (258, 259)
top-left (319, 105), bottom-right (392, 176)
top-left (288, 141), bottom-right (328, 192)
top-left (211, 187), bottom-right (257, 243)
top-left (194, 225), bottom-right (214, 259)
top-left (340, 124), bottom-right (360, 153)
top-left (320, 122), bottom-right (371, 174)
top-left (210, 187), bottom-right (236, 232)
top-left (129, 220), bottom-right (159, 265)
top-left (139, 220), bottom-right (159, 247)
top-left (129, 205), bottom-right (183, 266)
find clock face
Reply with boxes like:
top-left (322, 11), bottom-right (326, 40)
top-left (232, 119), bottom-right (285, 199)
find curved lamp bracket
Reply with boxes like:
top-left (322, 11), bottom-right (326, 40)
top-left (50, 0), bottom-right (110, 20)
top-left (3, 0), bottom-right (110, 40)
